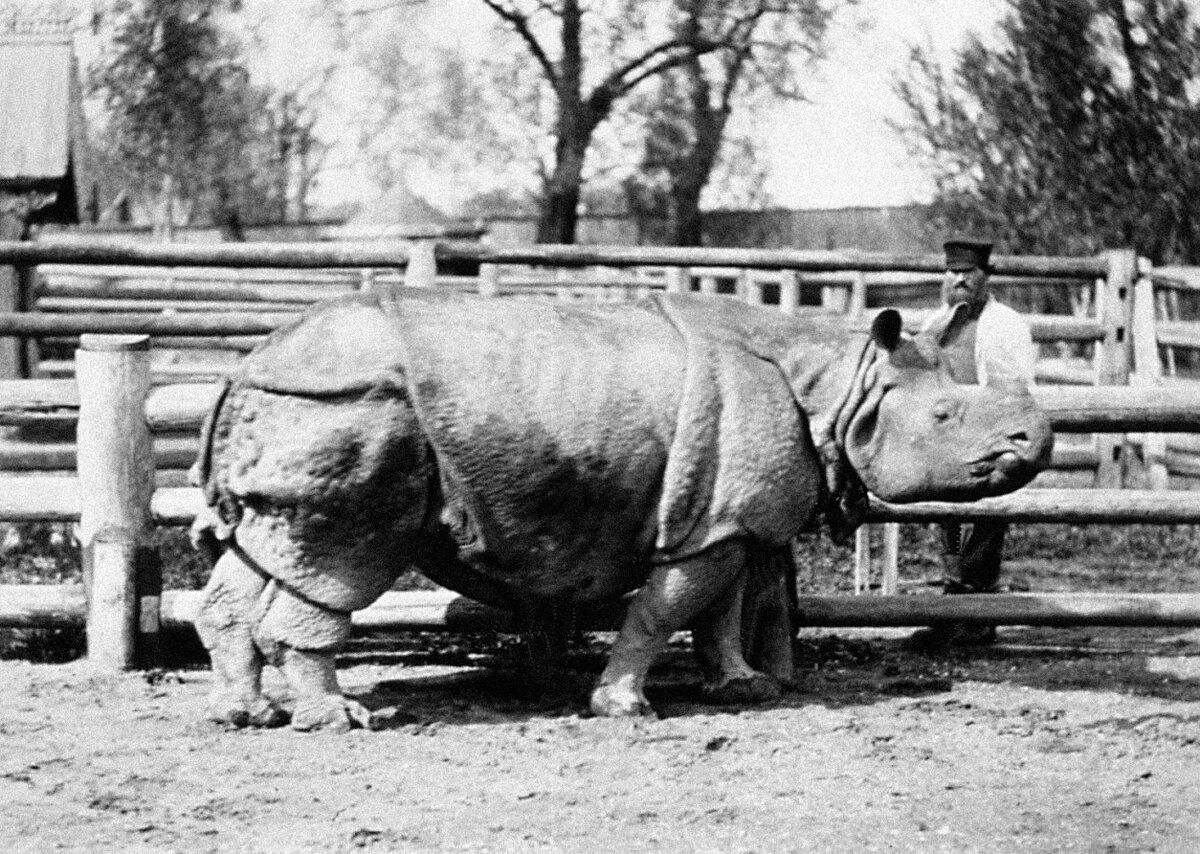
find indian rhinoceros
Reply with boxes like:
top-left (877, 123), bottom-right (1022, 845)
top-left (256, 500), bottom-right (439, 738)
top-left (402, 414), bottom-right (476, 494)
top-left (189, 289), bottom-right (1052, 730)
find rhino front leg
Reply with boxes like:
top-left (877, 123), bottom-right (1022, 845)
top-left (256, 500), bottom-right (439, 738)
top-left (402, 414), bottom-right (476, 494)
top-left (591, 539), bottom-right (777, 717)
top-left (252, 583), bottom-right (372, 733)
top-left (195, 548), bottom-right (287, 728)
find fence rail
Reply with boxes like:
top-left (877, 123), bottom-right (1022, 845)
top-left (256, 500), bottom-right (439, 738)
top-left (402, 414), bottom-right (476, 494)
top-left (0, 239), bottom-right (1194, 667)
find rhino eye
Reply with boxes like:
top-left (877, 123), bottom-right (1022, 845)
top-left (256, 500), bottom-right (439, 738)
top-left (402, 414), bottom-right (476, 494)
top-left (933, 403), bottom-right (953, 424)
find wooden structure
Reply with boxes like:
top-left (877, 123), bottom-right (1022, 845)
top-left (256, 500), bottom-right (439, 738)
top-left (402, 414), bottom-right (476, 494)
top-left (0, 13), bottom-right (82, 379)
top-left (0, 238), bottom-right (1190, 667)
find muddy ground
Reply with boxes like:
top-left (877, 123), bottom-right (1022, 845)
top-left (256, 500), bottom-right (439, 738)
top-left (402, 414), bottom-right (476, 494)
top-left (2, 621), bottom-right (1199, 853)
top-left (4, 525), bottom-right (1200, 852)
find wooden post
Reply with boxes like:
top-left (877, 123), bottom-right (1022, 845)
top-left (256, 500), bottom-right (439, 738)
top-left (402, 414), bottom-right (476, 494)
top-left (1132, 258), bottom-right (1168, 490)
top-left (1096, 250), bottom-right (1135, 488)
top-left (848, 270), bottom-right (868, 319)
top-left (822, 280), bottom-right (848, 313)
top-left (76, 334), bottom-right (158, 670)
top-left (664, 266), bottom-right (689, 294)
top-left (478, 263), bottom-right (500, 297)
top-left (744, 273), bottom-right (765, 306)
top-left (779, 271), bottom-right (800, 315)
top-left (853, 526), bottom-right (871, 594)
top-left (881, 523), bottom-right (900, 595)
top-left (405, 240), bottom-right (437, 288)
top-left (0, 205), bottom-right (29, 378)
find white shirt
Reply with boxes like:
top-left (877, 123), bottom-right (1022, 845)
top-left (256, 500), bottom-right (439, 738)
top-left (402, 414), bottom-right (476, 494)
top-left (921, 297), bottom-right (1036, 388)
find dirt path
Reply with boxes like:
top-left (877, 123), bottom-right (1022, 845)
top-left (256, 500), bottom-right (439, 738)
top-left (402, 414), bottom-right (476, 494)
top-left (2, 625), bottom-right (1200, 853)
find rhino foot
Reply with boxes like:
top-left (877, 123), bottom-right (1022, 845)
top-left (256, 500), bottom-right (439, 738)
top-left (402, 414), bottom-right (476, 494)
top-left (701, 673), bottom-right (781, 706)
top-left (207, 694), bottom-right (289, 729)
top-left (589, 684), bottom-right (657, 718)
top-left (290, 695), bottom-right (375, 733)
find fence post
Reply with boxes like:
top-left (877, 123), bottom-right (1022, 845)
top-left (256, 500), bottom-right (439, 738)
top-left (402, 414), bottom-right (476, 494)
top-left (1096, 249), bottom-right (1135, 488)
top-left (664, 266), bottom-right (689, 294)
top-left (853, 527), bottom-right (871, 594)
top-left (478, 263), bottom-right (500, 297)
top-left (76, 334), bottom-right (158, 670)
top-left (405, 239), bottom-right (437, 288)
top-left (1132, 257), bottom-right (1168, 490)
top-left (779, 271), bottom-right (800, 315)
top-left (821, 280), bottom-right (848, 313)
top-left (848, 270), bottom-right (867, 319)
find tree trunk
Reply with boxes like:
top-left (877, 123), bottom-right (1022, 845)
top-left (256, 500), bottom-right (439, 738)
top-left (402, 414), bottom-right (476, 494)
top-left (536, 184), bottom-right (581, 244)
top-left (671, 181), bottom-right (706, 246)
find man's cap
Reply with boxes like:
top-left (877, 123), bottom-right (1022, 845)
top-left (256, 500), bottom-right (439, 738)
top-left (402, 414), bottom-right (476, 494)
top-left (943, 238), bottom-right (993, 272)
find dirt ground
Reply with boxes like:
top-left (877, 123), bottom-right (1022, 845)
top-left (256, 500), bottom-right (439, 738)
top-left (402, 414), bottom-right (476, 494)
top-left (2, 620), bottom-right (1200, 853)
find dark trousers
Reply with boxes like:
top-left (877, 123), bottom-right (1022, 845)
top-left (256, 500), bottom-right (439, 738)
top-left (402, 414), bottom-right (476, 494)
top-left (939, 521), bottom-right (1007, 593)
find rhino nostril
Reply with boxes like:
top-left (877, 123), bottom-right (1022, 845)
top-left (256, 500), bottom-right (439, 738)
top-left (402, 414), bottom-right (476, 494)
top-left (1008, 431), bottom-right (1030, 448)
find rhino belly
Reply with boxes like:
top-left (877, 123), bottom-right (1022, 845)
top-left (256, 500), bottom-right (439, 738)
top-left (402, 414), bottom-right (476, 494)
top-left (209, 382), bottom-right (436, 612)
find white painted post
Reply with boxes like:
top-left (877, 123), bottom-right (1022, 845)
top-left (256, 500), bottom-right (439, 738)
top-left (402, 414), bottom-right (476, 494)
top-left (881, 523), bottom-right (900, 595)
top-left (853, 526), bottom-right (871, 594)
top-left (76, 334), bottom-right (157, 670)
top-left (779, 271), bottom-right (800, 315)
top-left (665, 266), bottom-right (689, 294)
top-left (1132, 258), bottom-right (1168, 490)
top-left (848, 271), bottom-right (867, 318)
top-left (478, 263), bottom-right (500, 297)
top-left (405, 240), bottom-right (437, 288)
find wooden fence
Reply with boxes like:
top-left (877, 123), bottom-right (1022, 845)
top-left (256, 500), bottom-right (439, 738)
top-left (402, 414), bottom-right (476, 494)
top-left (0, 238), bottom-right (1195, 669)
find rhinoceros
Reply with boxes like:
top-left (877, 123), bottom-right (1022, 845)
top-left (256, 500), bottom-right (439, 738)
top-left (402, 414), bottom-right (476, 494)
top-left (189, 289), bottom-right (1052, 730)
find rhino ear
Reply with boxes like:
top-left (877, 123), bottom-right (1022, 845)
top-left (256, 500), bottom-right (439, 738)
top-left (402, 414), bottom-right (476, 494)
top-left (870, 309), bottom-right (903, 352)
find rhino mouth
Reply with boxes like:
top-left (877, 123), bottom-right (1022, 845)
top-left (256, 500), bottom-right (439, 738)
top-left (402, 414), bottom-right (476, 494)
top-left (967, 449), bottom-right (1036, 486)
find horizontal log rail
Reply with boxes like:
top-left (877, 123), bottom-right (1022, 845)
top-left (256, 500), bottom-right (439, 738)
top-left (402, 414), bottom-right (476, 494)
top-left (868, 489), bottom-right (1200, 524)
top-left (0, 239), bottom-right (1110, 278)
top-left (0, 311), bottom-right (294, 336)
top-left (141, 485), bottom-right (1200, 528)
top-left (6, 585), bottom-right (1200, 631)
top-left (2, 381), bottom-right (1199, 434)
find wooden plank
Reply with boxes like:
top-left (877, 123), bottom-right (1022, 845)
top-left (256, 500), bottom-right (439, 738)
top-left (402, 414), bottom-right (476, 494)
top-left (1034, 385), bottom-right (1200, 432)
top-left (868, 488), bottom-right (1200, 524)
top-left (16, 587), bottom-right (1200, 632)
top-left (0, 474), bottom-right (81, 520)
top-left (0, 240), bottom-right (1111, 278)
top-left (794, 593), bottom-right (1200, 627)
top-left (0, 311), bottom-right (294, 336)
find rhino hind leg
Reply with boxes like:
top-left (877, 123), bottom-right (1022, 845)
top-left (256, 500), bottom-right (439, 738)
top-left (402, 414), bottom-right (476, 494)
top-left (691, 563), bottom-right (782, 706)
top-left (590, 539), bottom-right (778, 718)
top-left (738, 542), bottom-right (799, 687)
top-left (194, 548), bottom-right (287, 728)
top-left (251, 581), bottom-right (371, 732)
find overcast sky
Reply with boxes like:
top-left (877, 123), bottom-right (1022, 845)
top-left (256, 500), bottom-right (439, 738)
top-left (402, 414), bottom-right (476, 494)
top-left (766, 0), bottom-right (1005, 208)
top-left (227, 0), bottom-right (1010, 211)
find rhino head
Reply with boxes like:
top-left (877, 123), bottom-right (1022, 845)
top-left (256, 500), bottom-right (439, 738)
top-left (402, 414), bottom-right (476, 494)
top-left (804, 308), bottom-right (1053, 528)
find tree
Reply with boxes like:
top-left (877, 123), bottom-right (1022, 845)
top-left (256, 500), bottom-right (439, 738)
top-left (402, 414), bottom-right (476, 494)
top-left (87, 0), bottom-right (325, 235)
top-left (627, 0), bottom-right (841, 246)
top-left (895, 0), bottom-right (1200, 264)
top-left (477, 0), bottom-right (733, 243)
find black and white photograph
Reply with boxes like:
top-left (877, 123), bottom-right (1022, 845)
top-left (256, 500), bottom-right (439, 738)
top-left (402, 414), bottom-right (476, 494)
top-left (2, 0), bottom-right (1200, 850)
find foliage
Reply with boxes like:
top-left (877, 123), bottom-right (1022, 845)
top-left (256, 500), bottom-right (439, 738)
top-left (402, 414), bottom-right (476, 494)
top-left (625, 0), bottom-right (844, 245)
top-left (895, 0), bottom-right (1200, 264)
top-left (86, 0), bottom-right (326, 231)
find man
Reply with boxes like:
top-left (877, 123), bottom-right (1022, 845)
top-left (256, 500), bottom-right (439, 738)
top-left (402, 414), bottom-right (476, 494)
top-left (910, 238), bottom-right (1037, 648)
